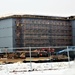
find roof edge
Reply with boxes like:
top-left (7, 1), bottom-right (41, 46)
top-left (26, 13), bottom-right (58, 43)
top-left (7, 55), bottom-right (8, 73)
top-left (0, 14), bottom-right (75, 20)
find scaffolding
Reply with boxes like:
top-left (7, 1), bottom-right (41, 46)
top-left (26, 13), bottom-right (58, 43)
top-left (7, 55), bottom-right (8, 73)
top-left (15, 18), bottom-right (72, 47)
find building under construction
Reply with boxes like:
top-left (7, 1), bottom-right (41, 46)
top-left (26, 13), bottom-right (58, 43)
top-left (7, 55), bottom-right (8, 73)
top-left (0, 15), bottom-right (75, 51)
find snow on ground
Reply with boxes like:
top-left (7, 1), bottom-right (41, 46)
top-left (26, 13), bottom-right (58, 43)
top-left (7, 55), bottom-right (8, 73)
top-left (0, 61), bottom-right (75, 75)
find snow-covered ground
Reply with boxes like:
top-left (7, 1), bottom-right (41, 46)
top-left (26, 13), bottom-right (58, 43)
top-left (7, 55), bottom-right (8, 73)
top-left (0, 61), bottom-right (75, 75)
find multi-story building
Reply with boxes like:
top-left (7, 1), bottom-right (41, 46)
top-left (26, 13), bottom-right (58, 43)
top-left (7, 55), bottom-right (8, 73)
top-left (0, 15), bottom-right (75, 50)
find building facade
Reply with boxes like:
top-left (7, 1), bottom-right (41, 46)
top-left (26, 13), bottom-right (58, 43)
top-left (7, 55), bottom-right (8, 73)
top-left (0, 15), bottom-right (74, 49)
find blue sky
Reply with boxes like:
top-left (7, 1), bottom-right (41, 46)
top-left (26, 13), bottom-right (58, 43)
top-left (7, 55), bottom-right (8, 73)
top-left (0, 0), bottom-right (75, 17)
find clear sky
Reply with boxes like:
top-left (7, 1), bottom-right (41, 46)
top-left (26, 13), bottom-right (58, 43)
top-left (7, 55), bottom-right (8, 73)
top-left (0, 0), bottom-right (75, 17)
